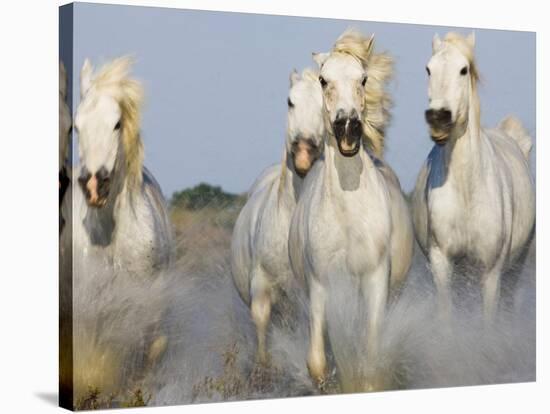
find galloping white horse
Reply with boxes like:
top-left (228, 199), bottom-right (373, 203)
top-left (289, 30), bottom-right (414, 391)
top-left (231, 69), bottom-right (324, 363)
top-left (68, 56), bottom-right (173, 397)
top-left (73, 56), bottom-right (173, 275)
top-left (411, 32), bottom-right (535, 322)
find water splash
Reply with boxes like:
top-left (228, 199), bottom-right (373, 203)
top-left (66, 204), bottom-right (535, 407)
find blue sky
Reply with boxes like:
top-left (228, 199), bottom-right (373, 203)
top-left (65, 3), bottom-right (536, 197)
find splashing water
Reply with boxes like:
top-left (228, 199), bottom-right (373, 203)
top-left (66, 202), bottom-right (535, 408)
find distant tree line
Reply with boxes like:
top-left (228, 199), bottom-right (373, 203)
top-left (171, 183), bottom-right (243, 210)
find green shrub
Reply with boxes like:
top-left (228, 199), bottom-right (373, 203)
top-left (171, 183), bottom-right (241, 210)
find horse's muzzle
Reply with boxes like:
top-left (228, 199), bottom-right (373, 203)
top-left (425, 108), bottom-right (453, 145)
top-left (333, 117), bottom-right (362, 157)
top-left (291, 137), bottom-right (321, 178)
top-left (78, 166), bottom-right (111, 208)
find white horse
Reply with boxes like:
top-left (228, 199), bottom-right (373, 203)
top-left (411, 32), bottom-right (535, 322)
top-left (231, 69), bottom-right (324, 363)
top-left (59, 61), bottom-right (71, 233)
top-left (67, 57), bottom-right (173, 398)
top-left (289, 30), bottom-right (414, 391)
top-left (73, 56), bottom-right (173, 274)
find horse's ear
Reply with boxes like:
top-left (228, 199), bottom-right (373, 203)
top-left (80, 58), bottom-right (94, 97)
top-left (312, 52), bottom-right (329, 68)
top-left (289, 69), bottom-right (300, 87)
top-left (432, 33), bottom-right (442, 53)
top-left (365, 34), bottom-right (375, 56)
top-left (467, 32), bottom-right (476, 48)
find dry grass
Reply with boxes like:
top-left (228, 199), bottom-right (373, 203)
top-left (75, 386), bottom-right (151, 410)
top-left (191, 342), bottom-right (284, 402)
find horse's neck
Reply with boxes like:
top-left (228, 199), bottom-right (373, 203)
top-left (444, 90), bottom-right (485, 190)
top-left (278, 151), bottom-right (302, 204)
top-left (325, 134), bottom-right (375, 192)
top-left (83, 162), bottom-right (136, 247)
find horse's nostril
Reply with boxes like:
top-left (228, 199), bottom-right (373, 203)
top-left (349, 119), bottom-right (363, 137)
top-left (78, 170), bottom-right (91, 187)
top-left (335, 109), bottom-right (346, 122)
top-left (425, 108), bottom-right (452, 125)
top-left (441, 110), bottom-right (452, 123)
top-left (96, 166), bottom-right (110, 182)
top-left (333, 118), bottom-right (347, 138)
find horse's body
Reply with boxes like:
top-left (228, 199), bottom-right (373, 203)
top-left (411, 33), bottom-right (535, 321)
top-left (289, 30), bottom-right (413, 391)
top-left (67, 57), bottom-right (173, 399)
top-left (231, 69), bottom-right (324, 362)
top-left (72, 165), bottom-right (172, 276)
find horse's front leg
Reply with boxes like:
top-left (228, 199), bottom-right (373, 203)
top-left (307, 277), bottom-right (327, 388)
top-left (482, 261), bottom-right (504, 323)
top-left (362, 258), bottom-right (389, 391)
top-left (430, 246), bottom-right (453, 320)
top-left (251, 267), bottom-right (272, 365)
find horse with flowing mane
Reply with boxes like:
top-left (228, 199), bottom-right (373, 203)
top-left (66, 56), bottom-right (173, 399)
top-left (73, 56), bottom-right (173, 274)
top-left (231, 68), bottom-right (324, 363)
top-left (411, 32), bottom-right (535, 322)
top-left (289, 29), bottom-right (414, 391)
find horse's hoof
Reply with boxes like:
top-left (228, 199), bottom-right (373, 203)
top-left (317, 377), bottom-right (328, 393)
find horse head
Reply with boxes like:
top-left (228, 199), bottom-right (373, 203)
top-left (313, 29), bottom-right (393, 158)
top-left (286, 68), bottom-right (324, 177)
top-left (75, 56), bottom-right (144, 208)
top-left (425, 32), bottom-right (479, 145)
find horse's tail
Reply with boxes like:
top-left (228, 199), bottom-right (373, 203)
top-left (498, 115), bottom-right (532, 159)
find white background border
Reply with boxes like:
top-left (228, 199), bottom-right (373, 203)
top-left (0, 0), bottom-right (545, 412)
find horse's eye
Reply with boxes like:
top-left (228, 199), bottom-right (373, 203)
top-left (319, 76), bottom-right (328, 88)
top-left (361, 76), bottom-right (368, 87)
top-left (426, 66), bottom-right (431, 76)
top-left (114, 121), bottom-right (121, 130)
top-left (287, 97), bottom-right (294, 108)
top-left (460, 66), bottom-right (468, 76)
top-left (68, 125), bottom-right (73, 135)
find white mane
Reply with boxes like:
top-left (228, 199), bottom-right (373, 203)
top-left (439, 32), bottom-right (481, 132)
top-left (332, 29), bottom-right (394, 157)
top-left (83, 56), bottom-right (145, 195)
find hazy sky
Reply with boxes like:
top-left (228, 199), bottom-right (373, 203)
top-left (65, 2), bottom-right (536, 197)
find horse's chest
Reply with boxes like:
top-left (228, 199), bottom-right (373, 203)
top-left (112, 211), bottom-right (157, 275)
top-left (311, 189), bottom-right (389, 276)
top-left (428, 183), bottom-right (504, 261)
top-left (428, 186), bottom-right (465, 244)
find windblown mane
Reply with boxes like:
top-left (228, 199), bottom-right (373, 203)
top-left (332, 29), bottom-right (393, 157)
top-left (442, 32), bottom-right (481, 132)
top-left (91, 56), bottom-right (144, 195)
top-left (300, 68), bottom-right (319, 82)
top-left (443, 32), bottom-right (480, 84)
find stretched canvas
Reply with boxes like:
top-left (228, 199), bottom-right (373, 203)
top-left (59, 2), bottom-right (536, 410)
